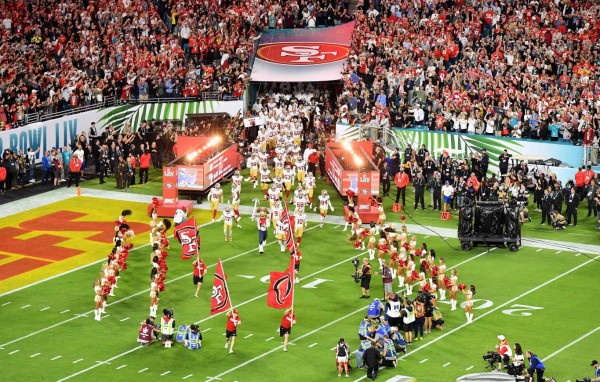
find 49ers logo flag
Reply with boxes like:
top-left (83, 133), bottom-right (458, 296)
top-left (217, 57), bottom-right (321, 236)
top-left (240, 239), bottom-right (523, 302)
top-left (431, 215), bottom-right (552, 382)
top-left (211, 259), bottom-right (232, 315)
top-left (279, 206), bottom-right (296, 254)
top-left (267, 257), bottom-right (295, 309)
top-left (174, 217), bottom-right (199, 260)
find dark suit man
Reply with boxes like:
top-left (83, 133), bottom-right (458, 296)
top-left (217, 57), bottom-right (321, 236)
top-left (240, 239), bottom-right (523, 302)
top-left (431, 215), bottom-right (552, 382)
top-left (363, 342), bottom-right (382, 380)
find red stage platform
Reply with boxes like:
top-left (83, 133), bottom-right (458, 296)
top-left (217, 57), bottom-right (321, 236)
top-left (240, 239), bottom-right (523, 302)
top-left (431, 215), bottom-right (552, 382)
top-left (147, 200), bottom-right (194, 218)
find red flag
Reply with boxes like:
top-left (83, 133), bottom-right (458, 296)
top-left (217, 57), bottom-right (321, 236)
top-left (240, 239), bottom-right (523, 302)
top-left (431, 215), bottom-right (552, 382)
top-left (280, 205), bottom-right (297, 253)
top-left (267, 257), bottom-right (295, 309)
top-left (174, 217), bottom-right (199, 260)
top-left (210, 259), bottom-right (232, 315)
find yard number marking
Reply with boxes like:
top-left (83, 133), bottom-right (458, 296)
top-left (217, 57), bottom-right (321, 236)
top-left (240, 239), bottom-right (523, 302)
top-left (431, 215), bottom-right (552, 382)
top-left (502, 304), bottom-right (544, 317)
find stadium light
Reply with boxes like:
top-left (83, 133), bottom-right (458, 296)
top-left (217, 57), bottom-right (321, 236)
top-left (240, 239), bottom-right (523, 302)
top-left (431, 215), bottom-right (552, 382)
top-left (355, 157), bottom-right (363, 167)
top-left (342, 140), bottom-right (352, 151)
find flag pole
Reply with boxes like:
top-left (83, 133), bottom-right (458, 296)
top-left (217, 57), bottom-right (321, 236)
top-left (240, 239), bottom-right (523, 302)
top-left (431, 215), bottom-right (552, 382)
top-left (220, 259), bottom-right (235, 315)
top-left (283, 199), bottom-right (297, 327)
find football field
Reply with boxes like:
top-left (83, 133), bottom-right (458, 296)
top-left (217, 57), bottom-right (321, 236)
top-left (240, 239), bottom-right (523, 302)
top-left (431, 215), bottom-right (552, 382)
top-left (0, 192), bottom-right (599, 382)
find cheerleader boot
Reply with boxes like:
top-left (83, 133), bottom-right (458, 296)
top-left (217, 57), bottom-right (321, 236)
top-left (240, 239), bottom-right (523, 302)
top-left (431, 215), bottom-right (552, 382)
top-left (469, 313), bottom-right (474, 323)
top-left (361, 242), bottom-right (365, 250)
top-left (465, 312), bottom-right (470, 323)
top-left (101, 301), bottom-right (107, 314)
top-left (398, 275), bottom-right (404, 287)
top-left (368, 249), bottom-right (375, 260)
top-left (406, 283), bottom-right (413, 295)
top-left (343, 222), bottom-right (349, 231)
top-left (378, 258), bottom-right (383, 268)
top-left (451, 299), bottom-right (456, 311)
top-left (439, 289), bottom-right (446, 301)
top-left (375, 225), bottom-right (380, 234)
top-left (109, 286), bottom-right (115, 297)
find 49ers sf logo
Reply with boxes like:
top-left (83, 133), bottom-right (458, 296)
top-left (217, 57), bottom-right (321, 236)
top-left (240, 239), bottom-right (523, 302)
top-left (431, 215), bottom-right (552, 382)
top-left (257, 43), bottom-right (350, 65)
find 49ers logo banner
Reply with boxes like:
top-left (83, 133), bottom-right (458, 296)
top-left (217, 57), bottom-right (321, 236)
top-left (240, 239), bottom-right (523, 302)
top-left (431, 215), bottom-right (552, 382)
top-left (211, 259), bottom-right (232, 315)
top-left (174, 217), bottom-right (198, 259)
top-left (251, 21), bottom-right (355, 82)
top-left (267, 258), bottom-right (295, 309)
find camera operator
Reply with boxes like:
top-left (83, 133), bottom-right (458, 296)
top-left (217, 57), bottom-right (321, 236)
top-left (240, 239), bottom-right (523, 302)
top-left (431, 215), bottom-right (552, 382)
top-left (591, 360), bottom-right (600, 381)
top-left (525, 350), bottom-right (545, 382)
top-left (358, 258), bottom-right (372, 299)
top-left (401, 298), bottom-right (415, 345)
top-left (366, 298), bottom-right (384, 322)
top-left (160, 308), bottom-right (176, 348)
top-left (507, 343), bottom-right (525, 378)
top-left (385, 293), bottom-right (402, 329)
top-left (496, 335), bottom-right (513, 370)
top-left (184, 324), bottom-right (202, 350)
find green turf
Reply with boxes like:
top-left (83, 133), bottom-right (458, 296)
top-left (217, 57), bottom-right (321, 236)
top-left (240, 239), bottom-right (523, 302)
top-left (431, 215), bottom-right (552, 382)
top-left (1, 200), bottom-right (599, 382)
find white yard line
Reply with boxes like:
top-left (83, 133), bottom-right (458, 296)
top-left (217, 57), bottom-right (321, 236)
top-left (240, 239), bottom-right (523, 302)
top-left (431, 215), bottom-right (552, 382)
top-left (40, 307), bottom-right (51, 311)
top-left (8, 350), bottom-right (19, 355)
top-left (544, 326), bottom-right (600, 362)
top-left (30, 352), bottom-right (41, 358)
top-left (138, 368), bottom-right (148, 373)
top-left (244, 334), bottom-right (253, 339)
top-left (160, 371), bottom-right (171, 376)
top-left (1, 301), bottom-right (12, 306)
top-left (265, 337), bottom-right (274, 342)
top-left (116, 365), bottom-right (127, 370)
top-left (183, 374), bottom-right (194, 380)
top-left (20, 304), bottom-right (31, 309)
top-left (51, 355), bottom-right (62, 361)
top-left (308, 343), bottom-right (318, 348)
top-left (60, 309), bottom-right (70, 314)
top-left (443, 362), bottom-right (451, 367)
top-left (419, 359), bottom-right (428, 364)
top-left (465, 366), bottom-right (474, 370)
top-left (72, 358), bottom-right (83, 364)
top-left (120, 317), bottom-right (129, 322)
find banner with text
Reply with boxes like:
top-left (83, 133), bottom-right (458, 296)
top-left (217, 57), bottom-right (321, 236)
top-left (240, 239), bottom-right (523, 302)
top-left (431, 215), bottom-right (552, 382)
top-left (0, 100), bottom-right (243, 164)
top-left (251, 21), bottom-right (355, 82)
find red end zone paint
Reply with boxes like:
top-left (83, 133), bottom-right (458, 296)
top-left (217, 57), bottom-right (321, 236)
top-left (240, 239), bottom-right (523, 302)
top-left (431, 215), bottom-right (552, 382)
top-left (256, 43), bottom-right (350, 65)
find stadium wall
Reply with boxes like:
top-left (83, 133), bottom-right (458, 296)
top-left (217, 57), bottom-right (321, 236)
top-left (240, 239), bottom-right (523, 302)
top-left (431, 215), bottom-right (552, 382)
top-left (336, 122), bottom-right (585, 184)
top-left (0, 100), bottom-right (244, 164)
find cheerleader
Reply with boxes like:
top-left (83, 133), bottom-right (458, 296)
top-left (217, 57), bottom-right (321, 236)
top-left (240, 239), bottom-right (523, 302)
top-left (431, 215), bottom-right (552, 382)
top-left (437, 258), bottom-right (447, 300)
top-left (105, 261), bottom-right (118, 296)
top-left (149, 279), bottom-right (159, 317)
top-left (426, 249), bottom-right (436, 287)
top-left (389, 245), bottom-right (399, 278)
top-left (342, 196), bottom-right (356, 232)
top-left (100, 279), bottom-right (111, 314)
top-left (114, 210), bottom-right (132, 233)
top-left (449, 268), bottom-right (459, 311)
top-left (408, 235), bottom-right (417, 254)
top-left (376, 237), bottom-right (389, 268)
top-left (375, 197), bottom-right (386, 234)
top-left (397, 247), bottom-right (407, 287)
top-left (405, 254), bottom-right (416, 295)
top-left (348, 228), bottom-right (368, 250)
top-left (93, 280), bottom-right (103, 321)
top-left (366, 228), bottom-right (377, 260)
top-left (462, 284), bottom-right (476, 323)
top-left (418, 271), bottom-right (427, 292)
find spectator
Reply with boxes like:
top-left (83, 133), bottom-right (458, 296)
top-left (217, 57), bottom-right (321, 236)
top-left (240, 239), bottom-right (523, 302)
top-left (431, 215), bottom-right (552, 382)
top-left (139, 149), bottom-right (151, 184)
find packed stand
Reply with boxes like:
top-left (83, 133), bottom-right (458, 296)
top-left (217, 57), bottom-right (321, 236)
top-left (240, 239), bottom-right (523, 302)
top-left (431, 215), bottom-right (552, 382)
top-left (338, 0), bottom-right (600, 145)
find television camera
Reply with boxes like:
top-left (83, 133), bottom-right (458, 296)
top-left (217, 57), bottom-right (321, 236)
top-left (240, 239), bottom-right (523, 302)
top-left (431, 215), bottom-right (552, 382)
top-left (350, 258), bottom-right (361, 283)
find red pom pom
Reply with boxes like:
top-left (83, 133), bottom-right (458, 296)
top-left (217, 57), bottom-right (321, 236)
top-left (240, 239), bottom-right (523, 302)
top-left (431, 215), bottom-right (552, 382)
top-left (424, 284), bottom-right (432, 292)
top-left (458, 283), bottom-right (466, 291)
top-left (400, 214), bottom-right (406, 220)
top-left (411, 270), bottom-right (420, 281)
top-left (431, 265), bottom-right (439, 275)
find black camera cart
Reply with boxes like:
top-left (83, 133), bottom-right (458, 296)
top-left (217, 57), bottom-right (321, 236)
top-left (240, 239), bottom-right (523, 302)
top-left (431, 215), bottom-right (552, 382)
top-left (457, 200), bottom-right (522, 252)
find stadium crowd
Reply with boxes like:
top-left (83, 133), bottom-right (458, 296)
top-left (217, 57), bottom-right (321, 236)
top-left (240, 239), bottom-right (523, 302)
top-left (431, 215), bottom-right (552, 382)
top-left (338, 0), bottom-right (600, 144)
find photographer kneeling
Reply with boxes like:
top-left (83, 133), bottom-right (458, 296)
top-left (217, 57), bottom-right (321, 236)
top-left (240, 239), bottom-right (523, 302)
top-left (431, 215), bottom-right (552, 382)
top-left (496, 335), bottom-right (513, 370)
top-left (184, 324), bottom-right (202, 350)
